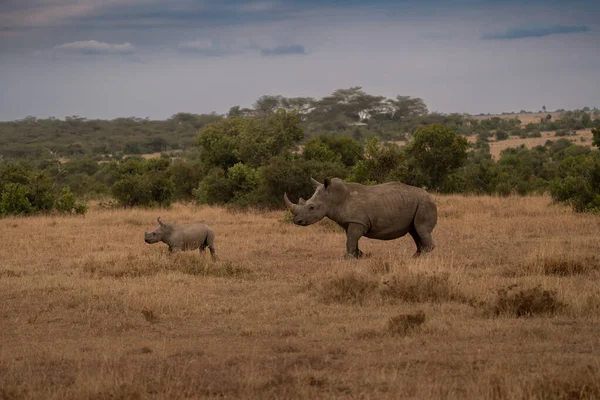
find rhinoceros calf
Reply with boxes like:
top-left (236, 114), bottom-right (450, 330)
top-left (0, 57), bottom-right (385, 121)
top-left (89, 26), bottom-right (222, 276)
top-left (144, 217), bottom-right (216, 260)
top-left (284, 177), bottom-right (437, 258)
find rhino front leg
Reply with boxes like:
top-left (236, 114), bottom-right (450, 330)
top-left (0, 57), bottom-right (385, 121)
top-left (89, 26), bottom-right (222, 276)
top-left (344, 223), bottom-right (366, 259)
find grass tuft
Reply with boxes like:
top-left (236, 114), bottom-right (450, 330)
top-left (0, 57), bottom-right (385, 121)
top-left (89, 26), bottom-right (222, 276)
top-left (353, 329), bottom-right (385, 340)
top-left (379, 272), bottom-right (466, 303)
top-left (369, 259), bottom-right (392, 275)
top-left (506, 256), bottom-right (600, 277)
top-left (387, 311), bottom-right (426, 337)
top-left (526, 367), bottom-right (600, 400)
top-left (180, 261), bottom-right (253, 278)
top-left (81, 255), bottom-right (252, 279)
top-left (141, 308), bottom-right (159, 323)
top-left (319, 273), bottom-right (378, 305)
top-left (492, 285), bottom-right (564, 317)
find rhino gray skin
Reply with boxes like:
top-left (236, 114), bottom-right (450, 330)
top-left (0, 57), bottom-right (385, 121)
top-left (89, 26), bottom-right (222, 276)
top-left (284, 177), bottom-right (437, 258)
top-left (144, 217), bottom-right (216, 260)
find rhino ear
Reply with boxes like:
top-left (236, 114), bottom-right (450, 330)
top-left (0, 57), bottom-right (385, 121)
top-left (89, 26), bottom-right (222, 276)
top-left (324, 178), bottom-right (330, 189)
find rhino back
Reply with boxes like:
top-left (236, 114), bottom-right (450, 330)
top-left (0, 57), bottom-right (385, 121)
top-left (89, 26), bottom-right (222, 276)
top-left (340, 182), bottom-right (434, 239)
top-left (168, 223), bottom-right (211, 250)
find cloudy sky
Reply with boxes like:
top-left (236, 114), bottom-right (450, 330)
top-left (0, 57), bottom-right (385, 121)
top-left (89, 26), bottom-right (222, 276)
top-left (0, 0), bottom-right (599, 121)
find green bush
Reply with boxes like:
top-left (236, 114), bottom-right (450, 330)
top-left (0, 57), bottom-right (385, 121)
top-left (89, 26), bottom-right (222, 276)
top-left (1, 183), bottom-right (33, 215)
top-left (55, 186), bottom-right (76, 213)
top-left (193, 168), bottom-right (233, 205)
top-left (302, 138), bottom-right (341, 164)
top-left (349, 138), bottom-right (406, 184)
top-left (304, 134), bottom-right (363, 167)
top-left (55, 186), bottom-right (88, 215)
top-left (529, 130), bottom-right (542, 138)
top-left (255, 156), bottom-right (347, 208)
top-left (407, 124), bottom-right (468, 190)
top-left (555, 129), bottom-right (574, 137)
top-left (112, 175), bottom-right (152, 207)
top-left (495, 130), bottom-right (509, 140)
top-left (551, 153), bottom-right (600, 212)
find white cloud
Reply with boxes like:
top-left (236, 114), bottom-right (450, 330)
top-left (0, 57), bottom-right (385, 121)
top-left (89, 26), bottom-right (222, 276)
top-left (54, 40), bottom-right (135, 55)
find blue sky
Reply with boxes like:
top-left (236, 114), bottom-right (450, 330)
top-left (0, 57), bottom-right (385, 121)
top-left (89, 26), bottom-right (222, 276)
top-left (0, 0), bottom-right (599, 120)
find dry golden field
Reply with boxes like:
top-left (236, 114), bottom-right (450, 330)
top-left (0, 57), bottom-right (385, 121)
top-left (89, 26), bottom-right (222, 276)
top-left (470, 112), bottom-right (564, 126)
top-left (2, 196), bottom-right (600, 399)
top-left (467, 129), bottom-right (594, 160)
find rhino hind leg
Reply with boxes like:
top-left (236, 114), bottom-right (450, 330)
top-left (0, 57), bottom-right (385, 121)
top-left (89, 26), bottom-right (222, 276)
top-left (409, 200), bottom-right (437, 257)
top-left (203, 231), bottom-right (217, 261)
top-left (409, 225), bottom-right (435, 257)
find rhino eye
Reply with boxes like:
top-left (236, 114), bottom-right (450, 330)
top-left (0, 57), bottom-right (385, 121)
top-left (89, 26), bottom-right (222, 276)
top-left (308, 204), bottom-right (315, 210)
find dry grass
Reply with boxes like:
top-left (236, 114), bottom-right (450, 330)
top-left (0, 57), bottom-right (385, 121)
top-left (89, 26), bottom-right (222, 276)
top-left (467, 129), bottom-right (594, 159)
top-left (466, 112), bottom-right (595, 159)
top-left (387, 311), bottom-right (426, 336)
top-left (491, 285), bottom-right (564, 317)
top-left (470, 111), bottom-right (564, 125)
top-left (2, 195), bottom-right (600, 399)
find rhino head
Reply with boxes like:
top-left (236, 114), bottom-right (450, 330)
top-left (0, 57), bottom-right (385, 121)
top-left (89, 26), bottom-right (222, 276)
top-left (144, 217), bottom-right (173, 244)
top-left (284, 177), bottom-right (346, 226)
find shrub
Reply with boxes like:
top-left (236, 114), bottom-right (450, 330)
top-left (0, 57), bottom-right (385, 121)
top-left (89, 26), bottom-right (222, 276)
top-left (0, 183), bottom-right (33, 215)
top-left (256, 156), bottom-right (347, 208)
top-left (112, 174), bottom-right (152, 207)
top-left (550, 153), bottom-right (600, 212)
top-left (349, 138), bottom-right (406, 184)
top-left (302, 138), bottom-right (341, 164)
top-left (55, 186), bottom-right (88, 215)
top-left (495, 130), bottom-right (509, 140)
top-left (407, 124), bottom-right (468, 190)
top-left (193, 168), bottom-right (232, 205)
top-left (304, 134), bottom-right (363, 167)
top-left (529, 130), bottom-right (542, 138)
top-left (555, 129), bottom-right (574, 137)
top-left (55, 186), bottom-right (76, 213)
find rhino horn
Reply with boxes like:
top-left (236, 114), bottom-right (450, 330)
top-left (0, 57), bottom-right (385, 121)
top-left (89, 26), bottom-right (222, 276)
top-left (310, 177), bottom-right (322, 187)
top-left (284, 193), bottom-right (298, 212)
top-left (298, 197), bottom-right (306, 205)
top-left (157, 216), bottom-right (164, 226)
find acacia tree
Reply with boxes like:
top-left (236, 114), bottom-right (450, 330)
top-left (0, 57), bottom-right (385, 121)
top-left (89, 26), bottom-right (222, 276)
top-left (387, 96), bottom-right (428, 119)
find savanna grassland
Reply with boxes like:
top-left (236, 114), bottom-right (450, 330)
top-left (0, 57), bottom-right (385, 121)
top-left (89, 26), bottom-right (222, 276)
top-left (1, 196), bottom-right (600, 399)
top-left (469, 112), bottom-right (594, 159)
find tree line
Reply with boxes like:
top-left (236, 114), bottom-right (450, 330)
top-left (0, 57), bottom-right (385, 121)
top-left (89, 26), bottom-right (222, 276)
top-left (1, 105), bottom-right (600, 216)
top-left (1, 87), bottom-right (600, 216)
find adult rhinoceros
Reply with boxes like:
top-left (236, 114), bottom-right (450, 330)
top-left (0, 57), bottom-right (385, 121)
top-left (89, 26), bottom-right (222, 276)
top-left (284, 178), bottom-right (437, 258)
